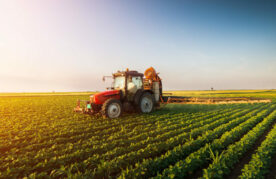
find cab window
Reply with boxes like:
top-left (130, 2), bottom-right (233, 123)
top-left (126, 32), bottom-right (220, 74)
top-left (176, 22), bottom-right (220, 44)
top-left (114, 76), bottom-right (125, 89)
top-left (131, 76), bottom-right (142, 89)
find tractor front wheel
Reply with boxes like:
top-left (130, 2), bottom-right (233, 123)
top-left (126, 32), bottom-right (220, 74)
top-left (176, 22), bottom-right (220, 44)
top-left (101, 99), bottom-right (122, 119)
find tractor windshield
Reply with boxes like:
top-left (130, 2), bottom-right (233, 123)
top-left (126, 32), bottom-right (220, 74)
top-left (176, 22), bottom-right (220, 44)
top-left (113, 76), bottom-right (125, 89)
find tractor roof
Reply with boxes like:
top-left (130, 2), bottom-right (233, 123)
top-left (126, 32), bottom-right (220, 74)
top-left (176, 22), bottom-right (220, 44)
top-left (113, 70), bottom-right (143, 77)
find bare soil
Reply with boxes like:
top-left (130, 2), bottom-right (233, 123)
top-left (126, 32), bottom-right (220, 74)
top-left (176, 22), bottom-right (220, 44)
top-left (265, 154), bottom-right (276, 179)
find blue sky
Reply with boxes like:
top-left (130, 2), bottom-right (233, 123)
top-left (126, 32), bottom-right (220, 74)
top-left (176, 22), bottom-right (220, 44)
top-left (0, 0), bottom-right (275, 92)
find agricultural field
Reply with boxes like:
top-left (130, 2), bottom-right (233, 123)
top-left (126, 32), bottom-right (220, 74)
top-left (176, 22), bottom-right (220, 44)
top-left (1, 90), bottom-right (276, 178)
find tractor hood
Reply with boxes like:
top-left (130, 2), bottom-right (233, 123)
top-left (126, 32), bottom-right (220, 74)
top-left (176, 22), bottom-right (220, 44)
top-left (93, 90), bottom-right (121, 105)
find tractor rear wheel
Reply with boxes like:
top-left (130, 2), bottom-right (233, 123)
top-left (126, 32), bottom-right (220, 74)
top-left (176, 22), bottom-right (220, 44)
top-left (101, 99), bottom-right (122, 119)
top-left (138, 92), bottom-right (154, 113)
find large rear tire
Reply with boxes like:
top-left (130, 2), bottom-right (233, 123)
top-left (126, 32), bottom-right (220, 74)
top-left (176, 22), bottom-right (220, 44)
top-left (101, 99), bottom-right (122, 119)
top-left (138, 92), bottom-right (154, 113)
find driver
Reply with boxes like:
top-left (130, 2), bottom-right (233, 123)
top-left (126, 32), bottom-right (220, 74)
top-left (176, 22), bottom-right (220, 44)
top-left (127, 77), bottom-right (137, 94)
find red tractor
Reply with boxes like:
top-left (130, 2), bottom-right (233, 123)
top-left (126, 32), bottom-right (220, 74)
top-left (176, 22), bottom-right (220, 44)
top-left (74, 67), bottom-right (162, 118)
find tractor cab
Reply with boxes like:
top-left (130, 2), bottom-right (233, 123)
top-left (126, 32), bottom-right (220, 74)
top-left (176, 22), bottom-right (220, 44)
top-left (112, 69), bottom-right (143, 100)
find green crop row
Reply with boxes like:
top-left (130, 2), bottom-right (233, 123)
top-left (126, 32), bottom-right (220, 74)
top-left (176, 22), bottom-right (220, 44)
top-left (239, 122), bottom-right (276, 179)
top-left (158, 104), bottom-right (275, 178)
top-left (1, 106), bottom-right (251, 178)
top-left (0, 106), bottom-right (236, 176)
top-left (203, 109), bottom-right (276, 178)
top-left (119, 104), bottom-right (265, 178)
top-left (0, 102), bottom-right (230, 157)
top-left (87, 106), bottom-right (257, 178)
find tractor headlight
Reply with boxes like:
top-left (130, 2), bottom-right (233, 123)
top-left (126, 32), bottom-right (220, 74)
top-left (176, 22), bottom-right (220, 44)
top-left (87, 103), bottom-right (92, 109)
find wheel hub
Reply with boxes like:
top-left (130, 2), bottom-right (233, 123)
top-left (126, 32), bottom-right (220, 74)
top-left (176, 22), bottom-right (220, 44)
top-left (141, 97), bottom-right (153, 113)
top-left (107, 103), bottom-right (121, 118)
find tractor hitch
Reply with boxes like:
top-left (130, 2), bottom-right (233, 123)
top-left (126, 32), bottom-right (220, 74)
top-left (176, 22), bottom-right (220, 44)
top-left (74, 99), bottom-right (99, 114)
top-left (74, 100), bottom-right (90, 113)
